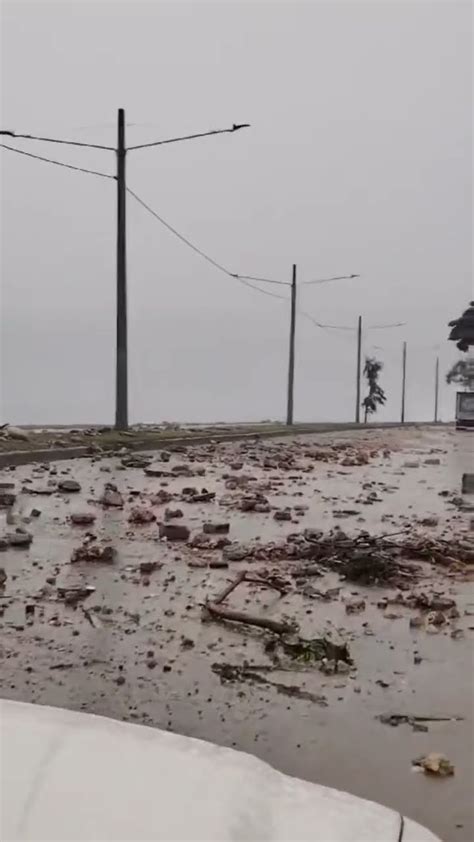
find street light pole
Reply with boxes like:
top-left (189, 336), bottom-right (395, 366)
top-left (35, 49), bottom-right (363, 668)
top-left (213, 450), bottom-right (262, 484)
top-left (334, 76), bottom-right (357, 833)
top-left (286, 264), bottom-right (297, 425)
top-left (434, 355), bottom-right (440, 423)
top-left (116, 108), bottom-right (128, 430)
top-left (355, 315), bottom-right (362, 423)
top-left (401, 341), bottom-right (407, 423)
top-left (2, 119), bottom-right (249, 431)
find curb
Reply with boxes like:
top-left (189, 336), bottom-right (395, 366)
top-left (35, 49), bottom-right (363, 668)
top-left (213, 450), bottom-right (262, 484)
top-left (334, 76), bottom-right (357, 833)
top-left (0, 422), bottom-right (442, 469)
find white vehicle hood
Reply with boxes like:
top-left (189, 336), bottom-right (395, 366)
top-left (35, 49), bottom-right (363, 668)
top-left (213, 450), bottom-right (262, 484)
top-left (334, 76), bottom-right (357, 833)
top-left (1, 700), bottom-right (440, 841)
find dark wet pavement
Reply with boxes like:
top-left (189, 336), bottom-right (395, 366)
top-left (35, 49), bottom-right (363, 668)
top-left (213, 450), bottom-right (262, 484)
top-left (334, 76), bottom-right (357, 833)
top-left (0, 426), bottom-right (473, 841)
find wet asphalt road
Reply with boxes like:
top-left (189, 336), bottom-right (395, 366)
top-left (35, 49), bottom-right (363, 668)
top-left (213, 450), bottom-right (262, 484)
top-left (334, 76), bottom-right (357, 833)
top-left (0, 426), bottom-right (473, 841)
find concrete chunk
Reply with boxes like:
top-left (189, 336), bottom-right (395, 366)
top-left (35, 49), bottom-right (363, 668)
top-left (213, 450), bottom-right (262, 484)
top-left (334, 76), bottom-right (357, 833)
top-left (462, 473), bottom-right (474, 494)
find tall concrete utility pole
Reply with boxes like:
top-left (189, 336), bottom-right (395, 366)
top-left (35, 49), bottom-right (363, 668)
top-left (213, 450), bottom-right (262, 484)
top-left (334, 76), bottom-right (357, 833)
top-left (401, 341), bottom-right (407, 423)
top-left (355, 315), bottom-right (362, 423)
top-left (115, 108), bottom-right (128, 430)
top-left (286, 264), bottom-right (297, 425)
top-left (1, 116), bottom-right (249, 430)
top-left (434, 355), bottom-right (440, 423)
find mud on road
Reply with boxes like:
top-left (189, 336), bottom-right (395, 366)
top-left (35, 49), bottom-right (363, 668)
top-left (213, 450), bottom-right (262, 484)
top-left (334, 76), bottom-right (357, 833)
top-left (1, 426), bottom-right (473, 841)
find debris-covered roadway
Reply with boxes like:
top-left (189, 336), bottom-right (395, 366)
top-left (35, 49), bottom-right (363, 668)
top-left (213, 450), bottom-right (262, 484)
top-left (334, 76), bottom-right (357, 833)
top-left (0, 426), bottom-right (472, 842)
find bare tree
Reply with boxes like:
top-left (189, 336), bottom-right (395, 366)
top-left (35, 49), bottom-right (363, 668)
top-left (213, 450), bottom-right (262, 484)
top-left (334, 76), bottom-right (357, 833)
top-left (362, 356), bottom-right (386, 423)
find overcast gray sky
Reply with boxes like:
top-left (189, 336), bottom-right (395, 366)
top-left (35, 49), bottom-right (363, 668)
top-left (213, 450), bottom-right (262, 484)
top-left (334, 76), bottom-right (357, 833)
top-left (1, 0), bottom-right (472, 424)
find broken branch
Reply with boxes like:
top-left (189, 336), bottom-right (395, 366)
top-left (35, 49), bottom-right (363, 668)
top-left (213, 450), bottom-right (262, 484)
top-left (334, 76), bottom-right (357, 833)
top-left (209, 570), bottom-right (247, 606)
top-left (205, 601), bottom-right (295, 635)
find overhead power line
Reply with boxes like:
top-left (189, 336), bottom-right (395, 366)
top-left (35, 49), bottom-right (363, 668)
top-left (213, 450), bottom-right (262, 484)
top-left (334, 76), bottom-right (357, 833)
top-left (2, 140), bottom-right (400, 329)
top-left (299, 311), bottom-right (356, 331)
top-left (0, 142), bottom-right (115, 179)
top-left (233, 274), bottom-right (289, 287)
top-left (234, 278), bottom-right (289, 300)
top-left (126, 187), bottom-right (289, 301)
top-left (300, 312), bottom-right (406, 333)
top-left (1, 137), bottom-right (286, 300)
top-left (127, 187), bottom-right (231, 274)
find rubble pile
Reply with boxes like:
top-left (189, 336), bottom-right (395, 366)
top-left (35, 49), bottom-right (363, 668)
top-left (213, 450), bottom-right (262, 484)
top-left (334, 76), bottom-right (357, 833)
top-left (71, 541), bottom-right (115, 563)
top-left (128, 506), bottom-right (156, 524)
top-left (215, 529), bottom-right (473, 586)
top-left (396, 534), bottom-right (474, 566)
top-left (219, 439), bottom-right (388, 473)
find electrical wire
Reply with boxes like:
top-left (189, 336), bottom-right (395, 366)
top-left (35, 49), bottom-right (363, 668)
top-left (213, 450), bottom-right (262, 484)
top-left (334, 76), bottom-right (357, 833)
top-left (299, 313), bottom-right (406, 332)
top-left (2, 138), bottom-right (403, 326)
top-left (236, 278), bottom-right (289, 300)
top-left (128, 124), bottom-right (250, 151)
top-left (127, 187), bottom-right (234, 274)
top-left (299, 310), bottom-right (356, 331)
top-left (0, 130), bottom-right (113, 151)
top-left (0, 145), bottom-right (290, 302)
top-left (2, 145), bottom-right (286, 303)
top-left (0, 146), bottom-right (399, 319)
top-left (233, 274), bottom-right (289, 286)
top-left (0, 143), bottom-right (115, 179)
top-left (126, 186), bottom-right (289, 301)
